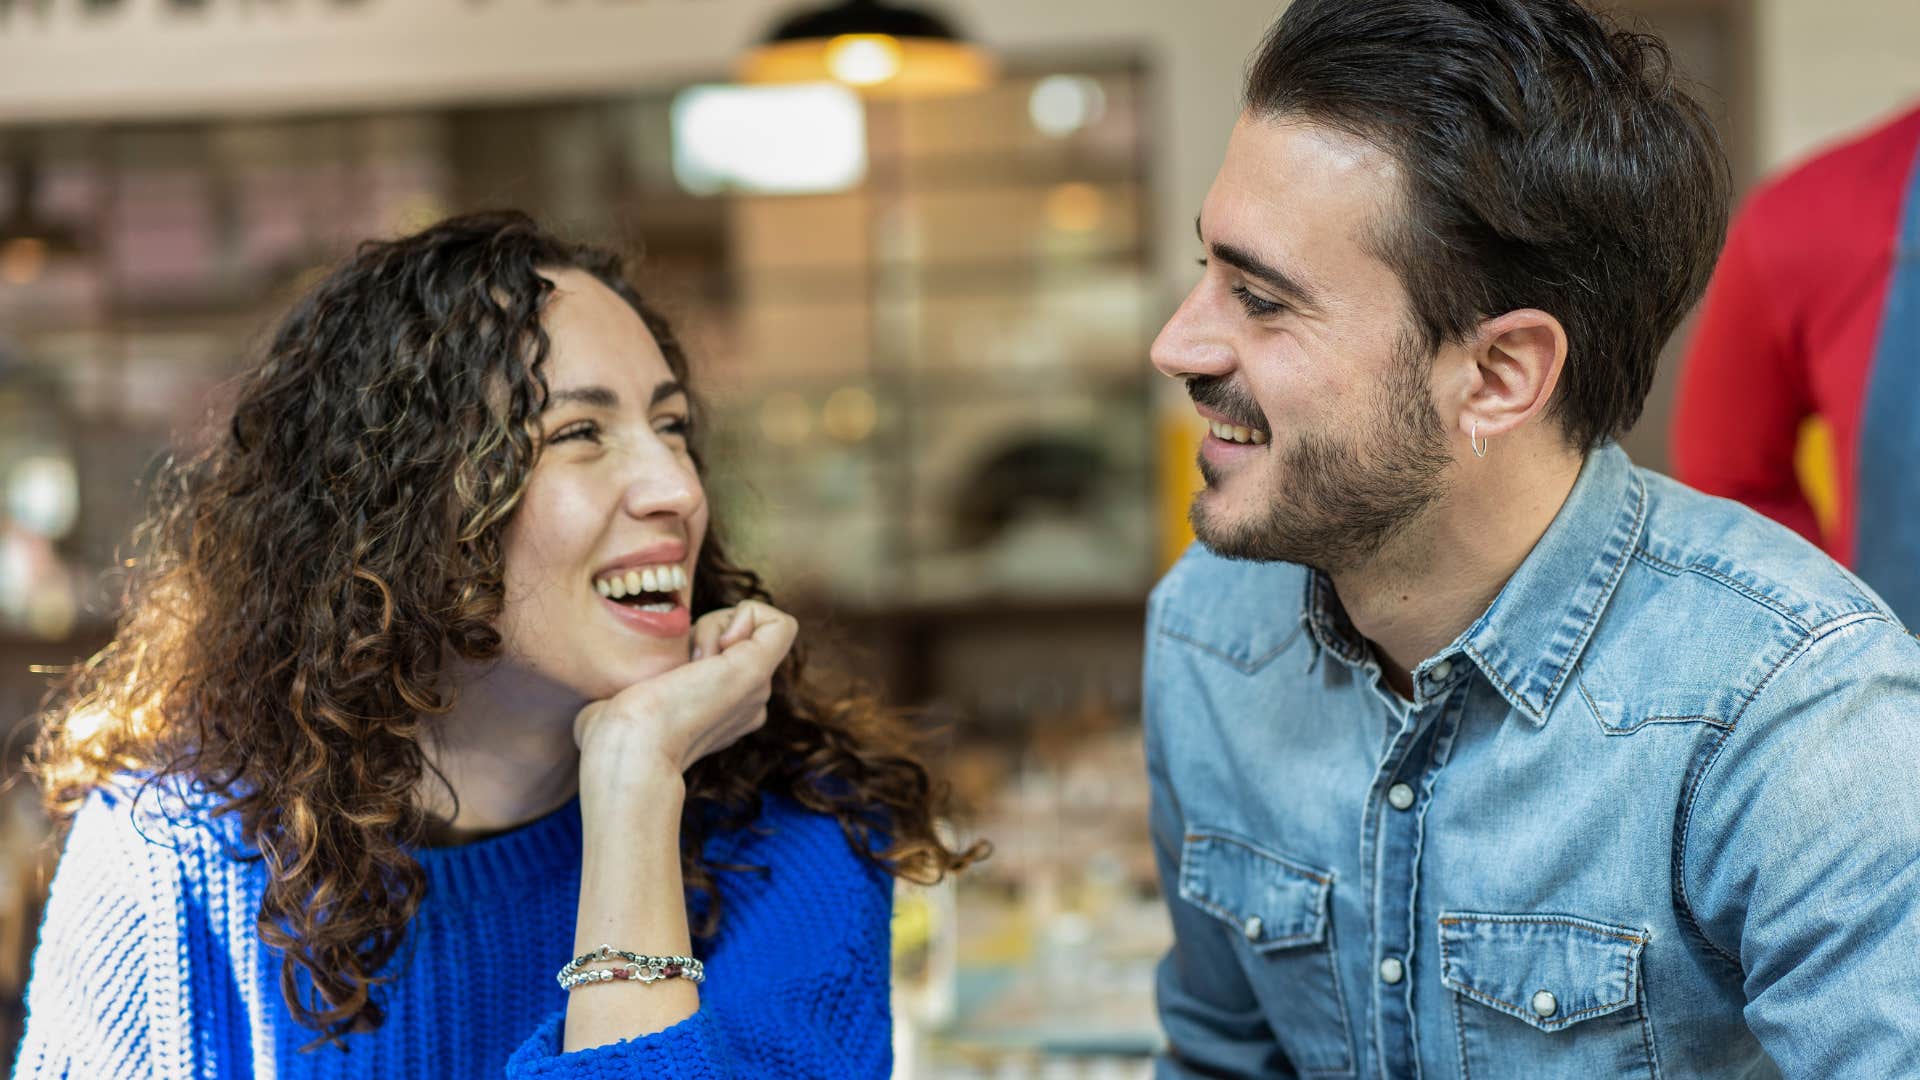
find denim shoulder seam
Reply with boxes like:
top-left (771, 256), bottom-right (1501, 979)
top-left (1728, 610), bottom-right (1892, 728)
top-left (1636, 547), bottom-right (1811, 631)
top-left (1629, 547), bottom-right (1686, 577)
top-left (1632, 543), bottom-right (1889, 636)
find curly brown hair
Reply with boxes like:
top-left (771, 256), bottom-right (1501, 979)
top-left (28, 210), bottom-right (984, 1048)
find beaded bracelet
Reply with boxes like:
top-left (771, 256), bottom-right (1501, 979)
top-left (556, 944), bottom-right (706, 991)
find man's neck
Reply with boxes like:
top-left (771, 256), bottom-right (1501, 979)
top-left (418, 664), bottom-right (583, 845)
top-left (1332, 444), bottom-right (1584, 699)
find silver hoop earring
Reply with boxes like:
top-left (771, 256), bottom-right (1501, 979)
top-left (1471, 422), bottom-right (1489, 459)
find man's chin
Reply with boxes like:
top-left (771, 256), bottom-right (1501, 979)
top-left (1191, 492), bottom-right (1271, 562)
top-left (1188, 489), bottom-right (1337, 569)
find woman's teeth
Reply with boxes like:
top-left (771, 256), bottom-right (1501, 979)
top-left (1209, 420), bottom-right (1269, 445)
top-left (594, 564), bottom-right (688, 600)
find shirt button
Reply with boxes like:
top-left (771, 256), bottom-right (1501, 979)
top-left (1531, 990), bottom-right (1558, 1018)
top-left (1430, 658), bottom-right (1453, 681)
top-left (1387, 783), bottom-right (1416, 811)
top-left (1242, 916), bottom-right (1263, 941)
top-left (1379, 957), bottom-right (1405, 985)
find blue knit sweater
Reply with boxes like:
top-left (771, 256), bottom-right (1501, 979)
top-left (13, 781), bottom-right (894, 1078)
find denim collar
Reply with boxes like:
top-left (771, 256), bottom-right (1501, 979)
top-left (1302, 443), bottom-right (1647, 724)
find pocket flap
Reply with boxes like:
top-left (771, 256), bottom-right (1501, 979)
top-left (1178, 831), bottom-right (1331, 951)
top-left (1155, 601), bottom-right (1301, 675)
top-left (1438, 912), bottom-right (1649, 1032)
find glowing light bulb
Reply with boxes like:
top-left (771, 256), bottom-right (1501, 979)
top-left (827, 35), bottom-right (904, 87)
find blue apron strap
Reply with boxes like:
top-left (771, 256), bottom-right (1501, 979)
top-left (1854, 134), bottom-right (1920, 627)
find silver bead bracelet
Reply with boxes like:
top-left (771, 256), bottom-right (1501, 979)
top-left (556, 944), bottom-right (706, 991)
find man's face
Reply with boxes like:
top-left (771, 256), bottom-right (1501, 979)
top-left (1151, 115), bottom-right (1453, 571)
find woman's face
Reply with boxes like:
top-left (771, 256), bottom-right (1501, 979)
top-left (491, 268), bottom-right (709, 705)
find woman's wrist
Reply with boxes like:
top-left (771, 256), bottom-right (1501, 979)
top-left (578, 762), bottom-right (684, 835)
top-left (577, 723), bottom-right (687, 806)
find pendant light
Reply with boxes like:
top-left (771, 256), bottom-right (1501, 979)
top-left (740, 0), bottom-right (995, 97)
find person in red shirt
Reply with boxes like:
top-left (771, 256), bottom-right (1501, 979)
top-left (1672, 103), bottom-right (1920, 624)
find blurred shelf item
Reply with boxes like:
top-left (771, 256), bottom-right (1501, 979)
top-left (897, 718), bottom-right (1166, 1077)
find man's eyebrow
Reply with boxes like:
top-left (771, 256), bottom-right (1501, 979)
top-left (541, 380), bottom-right (687, 411)
top-left (1196, 215), bottom-right (1322, 310)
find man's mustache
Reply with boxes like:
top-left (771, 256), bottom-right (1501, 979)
top-left (1185, 375), bottom-right (1269, 432)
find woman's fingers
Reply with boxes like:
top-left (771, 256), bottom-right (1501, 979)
top-left (696, 601), bottom-right (797, 663)
top-left (734, 601), bottom-right (796, 648)
top-left (689, 606), bottom-right (738, 661)
top-left (690, 602), bottom-right (770, 659)
top-left (715, 607), bottom-right (797, 676)
top-left (717, 603), bottom-right (759, 650)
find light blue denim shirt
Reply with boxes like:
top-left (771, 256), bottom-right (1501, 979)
top-left (1144, 444), bottom-right (1920, 1079)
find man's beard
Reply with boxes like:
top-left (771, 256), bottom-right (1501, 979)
top-left (1189, 334), bottom-right (1452, 572)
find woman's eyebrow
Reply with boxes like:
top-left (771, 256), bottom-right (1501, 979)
top-left (541, 380), bottom-right (685, 412)
top-left (543, 385), bottom-right (619, 411)
top-left (650, 379), bottom-right (688, 407)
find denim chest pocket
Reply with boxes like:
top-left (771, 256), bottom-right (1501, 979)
top-left (1439, 912), bottom-right (1657, 1080)
top-left (1179, 832), bottom-right (1354, 1076)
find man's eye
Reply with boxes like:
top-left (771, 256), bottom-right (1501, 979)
top-left (1230, 284), bottom-right (1285, 318)
top-left (657, 417), bottom-right (692, 439)
top-left (548, 421), bottom-right (599, 444)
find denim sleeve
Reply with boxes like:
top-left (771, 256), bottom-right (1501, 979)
top-left (1679, 615), bottom-right (1920, 1076)
top-left (1145, 625), bottom-right (1299, 1079)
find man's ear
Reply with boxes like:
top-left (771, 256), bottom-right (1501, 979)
top-left (1456, 308), bottom-right (1568, 445)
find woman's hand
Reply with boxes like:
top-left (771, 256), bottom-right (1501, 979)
top-left (563, 602), bottom-right (793, 1053)
top-left (571, 600), bottom-right (798, 796)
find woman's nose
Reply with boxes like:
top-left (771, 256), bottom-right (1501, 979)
top-left (620, 446), bottom-right (703, 521)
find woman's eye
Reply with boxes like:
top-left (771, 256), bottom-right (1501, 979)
top-left (1230, 283), bottom-right (1285, 318)
top-left (548, 421), bottom-right (599, 444)
top-left (656, 417), bottom-right (692, 439)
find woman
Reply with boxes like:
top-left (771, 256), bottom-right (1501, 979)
top-left (15, 211), bottom-right (981, 1077)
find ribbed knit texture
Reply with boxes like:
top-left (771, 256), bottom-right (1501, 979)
top-left (12, 782), bottom-right (894, 1078)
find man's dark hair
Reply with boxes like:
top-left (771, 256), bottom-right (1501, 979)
top-left (1245, 0), bottom-right (1731, 451)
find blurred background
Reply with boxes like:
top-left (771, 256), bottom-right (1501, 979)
top-left (0, 0), bottom-right (1912, 1075)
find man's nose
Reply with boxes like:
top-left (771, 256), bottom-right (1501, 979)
top-left (1151, 283), bottom-right (1235, 382)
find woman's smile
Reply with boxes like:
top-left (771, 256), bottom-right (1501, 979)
top-left (591, 542), bottom-right (693, 638)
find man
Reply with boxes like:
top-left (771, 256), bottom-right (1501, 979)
top-left (1672, 103), bottom-right (1920, 626)
top-left (1143, 1), bottom-right (1920, 1077)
